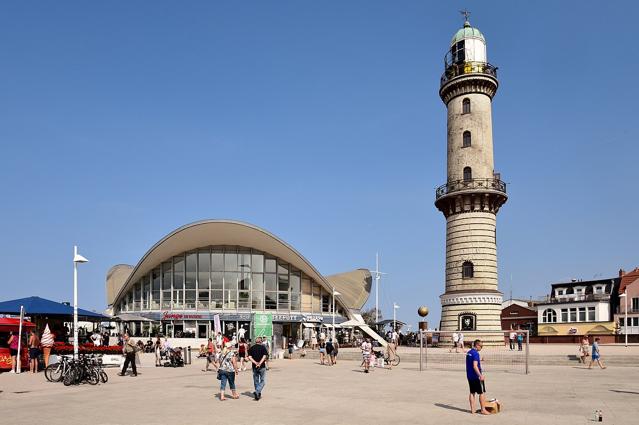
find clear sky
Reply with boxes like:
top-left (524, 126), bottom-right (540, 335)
top-left (1, 1), bottom-right (637, 328)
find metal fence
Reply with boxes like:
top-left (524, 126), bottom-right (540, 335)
top-left (419, 330), bottom-right (529, 374)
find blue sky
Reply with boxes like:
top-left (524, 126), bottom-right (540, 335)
top-left (1, 1), bottom-right (637, 328)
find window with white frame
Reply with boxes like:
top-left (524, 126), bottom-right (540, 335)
top-left (561, 309), bottom-right (568, 322)
top-left (578, 307), bottom-right (586, 321)
top-left (587, 307), bottom-right (595, 321)
top-left (569, 308), bottom-right (577, 322)
top-left (543, 308), bottom-right (557, 323)
top-left (632, 298), bottom-right (639, 311)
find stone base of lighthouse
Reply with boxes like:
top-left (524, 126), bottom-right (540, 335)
top-left (440, 292), bottom-right (504, 346)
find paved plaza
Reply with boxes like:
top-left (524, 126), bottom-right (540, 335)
top-left (1, 350), bottom-right (638, 425)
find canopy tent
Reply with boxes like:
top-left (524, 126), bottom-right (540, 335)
top-left (114, 313), bottom-right (154, 322)
top-left (0, 296), bottom-right (110, 321)
top-left (375, 319), bottom-right (407, 328)
top-left (0, 318), bottom-right (36, 332)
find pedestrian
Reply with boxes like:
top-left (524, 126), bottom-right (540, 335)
top-left (41, 324), bottom-right (55, 367)
top-left (287, 338), bottom-right (295, 360)
top-left (466, 339), bottom-right (490, 415)
top-left (319, 329), bottom-right (326, 343)
top-left (458, 332), bottom-right (465, 351)
top-left (579, 336), bottom-right (590, 364)
top-left (238, 338), bottom-right (249, 370)
top-left (318, 339), bottom-right (327, 365)
top-left (217, 342), bottom-right (240, 401)
top-left (588, 337), bottom-right (607, 369)
top-left (331, 339), bottom-right (339, 365)
top-left (119, 333), bottom-right (138, 377)
top-left (90, 330), bottom-right (103, 347)
top-left (509, 331), bottom-right (516, 350)
top-left (517, 332), bottom-right (524, 351)
top-left (310, 330), bottom-right (318, 350)
top-left (248, 336), bottom-right (269, 401)
top-left (361, 338), bottom-right (372, 373)
top-left (325, 338), bottom-right (334, 365)
top-left (154, 336), bottom-right (162, 367)
top-left (215, 332), bottom-right (223, 350)
top-left (386, 338), bottom-right (397, 370)
top-left (103, 331), bottom-right (110, 347)
top-left (28, 329), bottom-right (41, 373)
top-left (8, 331), bottom-right (19, 373)
top-left (450, 332), bottom-right (459, 353)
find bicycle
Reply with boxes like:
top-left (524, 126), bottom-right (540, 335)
top-left (384, 353), bottom-right (400, 367)
top-left (45, 355), bottom-right (72, 382)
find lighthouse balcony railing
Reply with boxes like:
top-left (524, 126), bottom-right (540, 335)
top-left (440, 61), bottom-right (498, 85)
top-left (435, 177), bottom-right (506, 200)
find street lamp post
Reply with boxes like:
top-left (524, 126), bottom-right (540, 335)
top-left (620, 292), bottom-right (628, 347)
top-left (332, 288), bottom-right (341, 339)
top-left (73, 246), bottom-right (89, 360)
top-left (393, 303), bottom-right (400, 333)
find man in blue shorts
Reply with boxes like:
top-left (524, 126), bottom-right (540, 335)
top-left (466, 339), bottom-right (489, 415)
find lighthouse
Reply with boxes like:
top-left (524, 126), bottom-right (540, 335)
top-left (435, 14), bottom-right (507, 345)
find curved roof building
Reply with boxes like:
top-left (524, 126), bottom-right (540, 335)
top-left (107, 220), bottom-right (372, 341)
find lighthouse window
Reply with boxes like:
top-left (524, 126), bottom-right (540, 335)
top-left (462, 98), bottom-right (471, 114)
top-left (463, 167), bottom-right (472, 181)
top-left (462, 261), bottom-right (474, 279)
top-left (462, 131), bottom-right (471, 147)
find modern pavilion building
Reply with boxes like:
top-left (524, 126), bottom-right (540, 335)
top-left (106, 220), bottom-right (375, 346)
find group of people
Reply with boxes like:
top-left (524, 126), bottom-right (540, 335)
top-left (578, 336), bottom-right (606, 369)
top-left (508, 331), bottom-right (525, 351)
top-left (359, 336), bottom-right (398, 373)
top-left (5, 327), bottom-right (57, 373)
top-left (317, 338), bottom-right (339, 365)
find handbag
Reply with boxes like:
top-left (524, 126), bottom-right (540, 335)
top-left (216, 352), bottom-right (231, 380)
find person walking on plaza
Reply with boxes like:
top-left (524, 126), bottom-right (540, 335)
top-left (509, 330), bottom-right (516, 350)
top-left (588, 337), bottom-right (606, 369)
top-left (458, 332), bottom-right (465, 352)
top-left (119, 333), bottom-right (138, 377)
top-left (325, 338), bottom-right (334, 365)
top-left (386, 338), bottom-right (397, 370)
top-left (154, 336), bottom-right (162, 367)
top-left (248, 337), bottom-right (269, 401)
top-left (310, 329), bottom-right (318, 350)
top-left (330, 339), bottom-right (339, 365)
top-left (361, 338), bottom-right (372, 373)
top-left (217, 342), bottom-right (240, 401)
top-left (579, 336), bottom-right (590, 364)
top-left (28, 329), bottom-right (41, 373)
top-left (450, 332), bottom-right (459, 353)
top-left (517, 332), bottom-right (524, 351)
top-left (41, 324), bottom-right (55, 367)
top-left (238, 338), bottom-right (249, 370)
top-left (318, 339), bottom-right (327, 365)
top-left (466, 339), bottom-right (489, 415)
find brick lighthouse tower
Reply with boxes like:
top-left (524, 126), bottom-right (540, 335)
top-left (435, 13), bottom-right (507, 345)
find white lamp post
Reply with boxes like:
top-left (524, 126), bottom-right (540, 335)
top-left (393, 303), bottom-right (400, 334)
top-left (620, 292), bottom-right (628, 348)
top-left (73, 246), bottom-right (89, 359)
top-left (332, 289), bottom-right (341, 338)
top-left (372, 253), bottom-right (387, 326)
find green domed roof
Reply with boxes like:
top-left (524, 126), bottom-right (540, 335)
top-left (451, 22), bottom-right (485, 45)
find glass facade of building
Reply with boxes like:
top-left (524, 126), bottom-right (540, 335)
top-left (114, 246), bottom-right (346, 318)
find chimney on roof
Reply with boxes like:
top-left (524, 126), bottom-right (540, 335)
top-left (619, 269), bottom-right (626, 277)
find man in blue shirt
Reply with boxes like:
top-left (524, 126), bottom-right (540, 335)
top-left (466, 339), bottom-right (489, 415)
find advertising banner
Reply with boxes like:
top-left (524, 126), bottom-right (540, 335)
top-left (213, 314), bottom-right (221, 334)
top-left (251, 313), bottom-right (273, 338)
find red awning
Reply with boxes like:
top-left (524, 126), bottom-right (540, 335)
top-left (0, 318), bottom-right (36, 332)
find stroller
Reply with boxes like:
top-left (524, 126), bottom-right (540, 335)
top-left (164, 347), bottom-right (184, 367)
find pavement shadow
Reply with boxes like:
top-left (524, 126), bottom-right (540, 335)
top-left (434, 403), bottom-right (469, 414)
top-left (241, 391), bottom-right (256, 399)
top-left (610, 389), bottom-right (639, 395)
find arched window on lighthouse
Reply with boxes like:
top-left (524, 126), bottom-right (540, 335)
top-left (463, 167), bottom-right (472, 181)
top-left (462, 131), bottom-right (471, 148)
top-left (462, 261), bottom-right (474, 279)
top-left (462, 98), bottom-right (471, 114)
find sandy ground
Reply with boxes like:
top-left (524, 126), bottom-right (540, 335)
top-left (1, 353), bottom-right (638, 425)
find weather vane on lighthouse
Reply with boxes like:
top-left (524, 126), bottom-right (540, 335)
top-left (460, 9), bottom-right (471, 23)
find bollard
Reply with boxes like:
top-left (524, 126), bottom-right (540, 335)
top-left (187, 346), bottom-right (191, 364)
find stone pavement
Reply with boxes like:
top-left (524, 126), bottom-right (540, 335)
top-left (1, 354), bottom-right (637, 425)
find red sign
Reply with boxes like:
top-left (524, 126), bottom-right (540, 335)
top-left (0, 347), bottom-right (29, 371)
top-left (161, 312), bottom-right (205, 320)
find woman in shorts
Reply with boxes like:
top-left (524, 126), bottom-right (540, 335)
top-left (8, 331), bottom-right (19, 373)
top-left (579, 336), bottom-right (590, 364)
top-left (318, 340), bottom-right (327, 365)
top-left (237, 338), bottom-right (249, 370)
